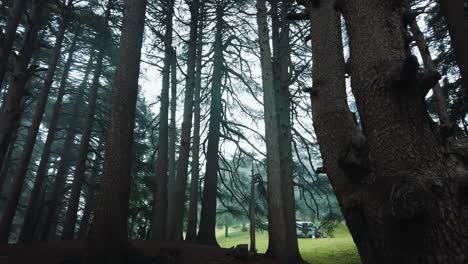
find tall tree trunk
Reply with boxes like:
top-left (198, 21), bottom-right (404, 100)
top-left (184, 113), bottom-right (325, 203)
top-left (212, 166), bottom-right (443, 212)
top-left (76, 137), bottom-right (104, 240)
top-left (0, 1), bottom-right (71, 242)
top-left (295, 0), bottom-right (375, 263)
top-left (61, 1), bottom-right (112, 240)
top-left (83, 0), bottom-right (146, 263)
top-left (256, 0), bottom-right (301, 262)
top-left (166, 48), bottom-right (177, 228)
top-left (224, 215), bottom-right (229, 238)
top-left (0, 0), bottom-right (47, 170)
top-left (438, 0), bottom-right (468, 111)
top-left (0, 0), bottom-right (28, 91)
top-left (249, 162), bottom-right (256, 253)
top-left (19, 28), bottom-right (82, 243)
top-left (0, 138), bottom-right (13, 195)
top-left (405, 3), bottom-right (450, 127)
top-left (40, 49), bottom-right (96, 241)
top-left (185, 1), bottom-right (205, 242)
top-left (152, 0), bottom-right (174, 241)
top-left (274, 4), bottom-right (299, 262)
top-left (77, 184), bottom-right (95, 240)
top-left (328, 0), bottom-right (468, 262)
top-left (196, 1), bottom-right (224, 246)
top-left (165, 0), bottom-right (200, 242)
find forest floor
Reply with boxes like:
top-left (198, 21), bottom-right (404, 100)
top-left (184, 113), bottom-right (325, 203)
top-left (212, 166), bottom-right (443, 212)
top-left (0, 225), bottom-right (359, 264)
top-left (1, 239), bottom-right (277, 264)
top-left (217, 224), bottom-right (361, 264)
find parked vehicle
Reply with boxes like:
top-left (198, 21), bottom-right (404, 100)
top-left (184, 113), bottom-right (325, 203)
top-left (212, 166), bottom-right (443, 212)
top-left (296, 222), bottom-right (323, 238)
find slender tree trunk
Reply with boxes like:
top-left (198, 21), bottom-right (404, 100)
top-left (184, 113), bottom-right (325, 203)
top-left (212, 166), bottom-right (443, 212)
top-left (0, 0), bottom-right (28, 91)
top-left (19, 29), bottom-right (82, 243)
top-left (257, 0), bottom-right (301, 262)
top-left (196, 1), bottom-right (224, 246)
top-left (167, 48), bottom-right (177, 227)
top-left (152, 0), bottom-right (174, 241)
top-left (185, 1), bottom-right (205, 242)
top-left (0, 1), bottom-right (71, 242)
top-left (0, 141), bottom-right (12, 195)
top-left (40, 49), bottom-right (96, 241)
top-left (438, 0), bottom-right (468, 111)
top-left (274, 5), bottom-right (300, 262)
top-left (329, 0), bottom-right (468, 262)
top-left (83, 0), bottom-right (146, 263)
top-left (30, 184), bottom-right (48, 237)
top-left (405, 3), bottom-right (450, 126)
top-left (165, 0), bottom-right (200, 242)
top-left (249, 162), bottom-right (256, 253)
top-left (30, 161), bottom-right (59, 240)
top-left (76, 186), bottom-right (95, 240)
top-left (0, 0), bottom-right (47, 169)
top-left (0, 121), bottom-right (20, 196)
top-left (258, 0), bottom-right (284, 255)
top-left (77, 137), bottom-right (103, 240)
top-left (61, 1), bottom-right (111, 240)
top-left (224, 215), bottom-right (229, 238)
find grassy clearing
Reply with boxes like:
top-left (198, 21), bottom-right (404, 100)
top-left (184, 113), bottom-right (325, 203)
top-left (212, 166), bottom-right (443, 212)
top-left (216, 224), bottom-right (361, 264)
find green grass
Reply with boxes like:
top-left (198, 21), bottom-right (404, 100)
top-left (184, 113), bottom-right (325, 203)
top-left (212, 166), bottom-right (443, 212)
top-left (216, 224), bottom-right (361, 264)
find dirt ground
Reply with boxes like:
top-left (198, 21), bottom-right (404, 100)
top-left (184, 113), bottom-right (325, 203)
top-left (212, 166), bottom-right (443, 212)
top-left (0, 240), bottom-right (279, 264)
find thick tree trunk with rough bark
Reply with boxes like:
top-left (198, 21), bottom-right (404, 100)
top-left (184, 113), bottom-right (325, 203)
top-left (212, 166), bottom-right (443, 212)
top-left (152, 0), bottom-right (174, 241)
top-left (196, 2), bottom-right (224, 246)
top-left (19, 29), bottom-right (83, 243)
top-left (257, 0), bottom-right (301, 262)
top-left (165, 0), bottom-right (200, 242)
top-left (0, 0), bottom-right (47, 169)
top-left (0, 2), bottom-right (71, 242)
top-left (185, 2), bottom-right (205, 242)
top-left (293, 0), bottom-right (375, 263)
top-left (314, 0), bottom-right (468, 262)
top-left (61, 1), bottom-right (111, 240)
top-left (0, 0), bottom-right (28, 91)
top-left (83, 0), bottom-right (146, 263)
top-left (438, 0), bottom-right (468, 111)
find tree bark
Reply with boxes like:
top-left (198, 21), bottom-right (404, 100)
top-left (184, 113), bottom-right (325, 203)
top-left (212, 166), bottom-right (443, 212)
top-left (152, 0), bottom-right (174, 241)
top-left (61, 1), bottom-right (112, 240)
top-left (300, 0), bottom-right (375, 263)
top-left (165, 0), bottom-right (200, 241)
top-left (0, 0), bottom-right (28, 91)
top-left (438, 0), bottom-right (468, 111)
top-left (19, 28), bottom-right (83, 243)
top-left (257, 0), bottom-right (301, 262)
top-left (330, 0), bottom-right (468, 262)
top-left (0, 1), bottom-right (71, 242)
top-left (185, 1), bottom-right (205, 242)
top-left (0, 0), bottom-right (47, 170)
top-left (196, 1), bottom-right (224, 246)
top-left (83, 0), bottom-right (146, 263)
